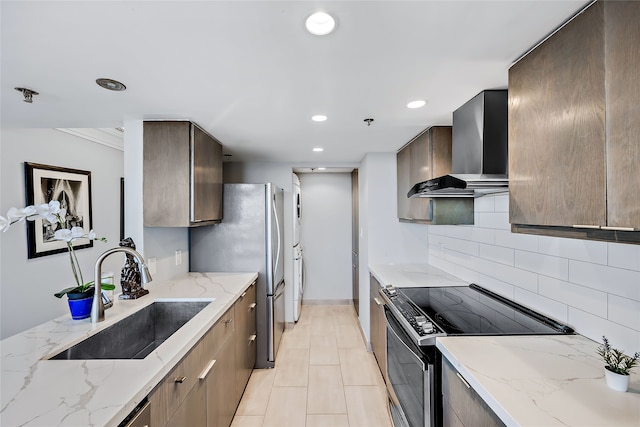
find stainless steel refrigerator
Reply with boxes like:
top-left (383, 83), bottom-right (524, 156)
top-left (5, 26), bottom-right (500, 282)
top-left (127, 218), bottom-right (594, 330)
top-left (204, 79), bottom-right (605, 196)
top-left (189, 183), bottom-right (285, 369)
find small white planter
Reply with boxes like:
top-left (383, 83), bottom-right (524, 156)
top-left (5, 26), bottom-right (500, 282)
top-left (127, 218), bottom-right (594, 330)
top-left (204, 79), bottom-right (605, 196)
top-left (604, 367), bottom-right (630, 392)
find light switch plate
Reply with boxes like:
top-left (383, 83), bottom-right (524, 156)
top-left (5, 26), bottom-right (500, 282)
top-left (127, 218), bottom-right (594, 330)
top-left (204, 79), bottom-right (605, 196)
top-left (175, 250), bottom-right (182, 266)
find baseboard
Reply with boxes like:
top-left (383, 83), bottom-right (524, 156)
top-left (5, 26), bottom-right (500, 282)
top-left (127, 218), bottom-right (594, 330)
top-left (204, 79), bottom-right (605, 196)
top-left (302, 299), bottom-right (353, 306)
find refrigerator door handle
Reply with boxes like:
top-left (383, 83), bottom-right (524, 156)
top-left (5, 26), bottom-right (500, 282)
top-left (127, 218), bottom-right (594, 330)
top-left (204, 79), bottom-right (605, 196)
top-left (273, 193), bottom-right (281, 280)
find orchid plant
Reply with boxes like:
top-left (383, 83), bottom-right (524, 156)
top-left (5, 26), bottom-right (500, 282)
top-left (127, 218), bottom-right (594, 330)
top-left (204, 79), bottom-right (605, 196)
top-left (0, 200), bottom-right (114, 297)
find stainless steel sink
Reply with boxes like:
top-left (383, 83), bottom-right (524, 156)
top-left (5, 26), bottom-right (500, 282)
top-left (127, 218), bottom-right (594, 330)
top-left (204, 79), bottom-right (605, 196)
top-left (50, 301), bottom-right (212, 360)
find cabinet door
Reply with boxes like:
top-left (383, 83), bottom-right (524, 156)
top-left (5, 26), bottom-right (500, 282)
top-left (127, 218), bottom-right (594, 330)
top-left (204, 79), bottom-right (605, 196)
top-left (235, 282), bottom-right (257, 402)
top-left (509, 2), bottom-right (606, 227)
top-left (397, 146), bottom-right (412, 219)
top-left (192, 125), bottom-right (223, 223)
top-left (409, 132), bottom-right (432, 220)
top-left (164, 380), bottom-right (207, 427)
top-left (369, 275), bottom-right (386, 381)
top-left (143, 121), bottom-right (191, 227)
top-left (442, 357), bottom-right (505, 427)
top-left (604, 1), bottom-right (640, 228)
top-left (207, 337), bottom-right (236, 427)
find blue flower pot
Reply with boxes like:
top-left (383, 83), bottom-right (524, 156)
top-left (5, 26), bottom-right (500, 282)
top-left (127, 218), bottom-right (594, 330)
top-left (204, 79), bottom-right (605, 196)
top-left (67, 294), bottom-right (93, 320)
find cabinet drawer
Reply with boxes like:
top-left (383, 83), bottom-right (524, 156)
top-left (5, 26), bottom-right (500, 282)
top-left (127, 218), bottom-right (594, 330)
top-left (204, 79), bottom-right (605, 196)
top-left (206, 306), bottom-right (235, 358)
top-left (239, 281), bottom-right (257, 332)
top-left (150, 338), bottom-right (207, 425)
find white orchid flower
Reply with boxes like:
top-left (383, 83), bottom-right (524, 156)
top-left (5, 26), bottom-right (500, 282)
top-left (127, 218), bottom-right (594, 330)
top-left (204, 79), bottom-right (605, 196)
top-left (88, 229), bottom-right (97, 240)
top-left (48, 200), bottom-right (62, 214)
top-left (70, 227), bottom-right (86, 238)
top-left (0, 216), bottom-right (9, 232)
top-left (54, 228), bottom-right (73, 242)
top-left (7, 206), bottom-right (36, 223)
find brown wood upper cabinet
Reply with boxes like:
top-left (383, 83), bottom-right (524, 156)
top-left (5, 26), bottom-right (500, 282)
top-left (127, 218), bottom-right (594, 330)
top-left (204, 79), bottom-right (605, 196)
top-left (509, 1), bottom-right (640, 231)
top-left (143, 121), bottom-right (223, 227)
top-left (397, 126), bottom-right (452, 222)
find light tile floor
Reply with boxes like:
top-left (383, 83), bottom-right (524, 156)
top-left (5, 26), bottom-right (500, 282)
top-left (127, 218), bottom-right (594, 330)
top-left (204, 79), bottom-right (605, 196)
top-left (232, 305), bottom-right (393, 427)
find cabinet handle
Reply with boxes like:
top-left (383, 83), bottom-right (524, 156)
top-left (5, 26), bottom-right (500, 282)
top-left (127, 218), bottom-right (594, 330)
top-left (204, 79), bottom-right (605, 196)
top-left (373, 297), bottom-right (383, 306)
top-left (456, 372), bottom-right (470, 389)
top-left (249, 302), bottom-right (257, 310)
top-left (572, 224), bottom-right (601, 229)
top-left (174, 376), bottom-right (187, 384)
top-left (199, 359), bottom-right (217, 380)
top-left (601, 226), bottom-right (637, 232)
top-left (249, 334), bottom-right (257, 343)
top-left (224, 319), bottom-right (233, 325)
top-left (240, 291), bottom-right (247, 298)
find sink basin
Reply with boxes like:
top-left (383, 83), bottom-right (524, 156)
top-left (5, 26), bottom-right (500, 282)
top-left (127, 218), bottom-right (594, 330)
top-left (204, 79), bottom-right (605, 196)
top-left (50, 300), bottom-right (212, 360)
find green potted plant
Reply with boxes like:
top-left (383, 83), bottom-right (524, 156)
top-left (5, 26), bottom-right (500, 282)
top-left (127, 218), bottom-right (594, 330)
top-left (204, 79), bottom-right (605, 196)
top-left (597, 336), bottom-right (640, 392)
top-left (1, 200), bottom-right (114, 319)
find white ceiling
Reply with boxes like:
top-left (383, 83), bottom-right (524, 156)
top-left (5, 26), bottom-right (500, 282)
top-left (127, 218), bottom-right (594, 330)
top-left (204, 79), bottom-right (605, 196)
top-left (1, 0), bottom-right (588, 163)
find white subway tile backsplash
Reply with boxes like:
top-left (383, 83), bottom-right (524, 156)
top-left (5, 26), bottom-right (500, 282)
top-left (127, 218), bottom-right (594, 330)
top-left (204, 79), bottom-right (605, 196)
top-left (514, 287), bottom-right (568, 324)
top-left (426, 191), bottom-right (640, 356)
top-left (429, 224), bottom-right (494, 244)
top-left (429, 255), bottom-right (479, 284)
top-left (474, 196), bottom-right (495, 213)
top-left (515, 250), bottom-right (569, 281)
top-left (608, 242), bottom-right (640, 271)
top-left (538, 276), bottom-right (607, 318)
top-left (493, 194), bottom-right (509, 213)
top-left (538, 235), bottom-right (607, 265)
top-left (486, 262), bottom-right (538, 293)
top-left (439, 236), bottom-right (480, 257)
top-left (476, 274), bottom-right (515, 299)
top-left (568, 308), bottom-right (640, 354)
top-left (479, 243), bottom-right (514, 266)
top-left (608, 295), bottom-right (640, 332)
top-left (474, 212), bottom-right (511, 230)
top-left (569, 260), bottom-right (640, 302)
top-left (494, 229), bottom-right (539, 252)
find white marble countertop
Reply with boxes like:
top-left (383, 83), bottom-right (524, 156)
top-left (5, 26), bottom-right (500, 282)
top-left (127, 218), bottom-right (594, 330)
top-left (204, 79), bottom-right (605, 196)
top-left (437, 336), bottom-right (640, 427)
top-left (370, 263), bottom-right (640, 426)
top-left (369, 263), bottom-right (467, 288)
top-left (0, 271), bottom-right (258, 427)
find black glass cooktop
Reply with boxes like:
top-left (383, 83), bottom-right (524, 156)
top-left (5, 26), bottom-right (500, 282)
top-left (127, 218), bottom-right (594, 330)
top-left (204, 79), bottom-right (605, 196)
top-left (398, 285), bottom-right (574, 336)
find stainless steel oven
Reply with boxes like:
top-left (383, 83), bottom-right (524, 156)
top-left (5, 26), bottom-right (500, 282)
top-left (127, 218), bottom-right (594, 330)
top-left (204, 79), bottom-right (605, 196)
top-left (380, 283), bottom-right (574, 427)
top-left (385, 307), bottom-right (439, 427)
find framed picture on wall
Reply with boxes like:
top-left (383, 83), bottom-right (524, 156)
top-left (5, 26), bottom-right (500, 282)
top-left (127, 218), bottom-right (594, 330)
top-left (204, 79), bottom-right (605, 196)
top-left (24, 162), bottom-right (93, 259)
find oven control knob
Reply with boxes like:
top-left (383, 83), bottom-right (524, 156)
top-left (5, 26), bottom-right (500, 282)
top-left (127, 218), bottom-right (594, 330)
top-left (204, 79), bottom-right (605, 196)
top-left (415, 316), bottom-right (427, 325)
top-left (421, 322), bottom-right (434, 334)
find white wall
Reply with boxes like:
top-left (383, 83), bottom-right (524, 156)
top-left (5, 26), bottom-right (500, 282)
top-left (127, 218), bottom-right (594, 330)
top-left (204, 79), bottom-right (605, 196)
top-left (298, 173), bottom-right (352, 301)
top-left (358, 152), bottom-right (430, 341)
top-left (429, 193), bottom-right (640, 354)
top-left (0, 128), bottom-right (124, 339)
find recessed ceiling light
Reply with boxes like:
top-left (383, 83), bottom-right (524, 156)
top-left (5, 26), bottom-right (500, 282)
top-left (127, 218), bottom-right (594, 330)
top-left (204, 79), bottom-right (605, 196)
top-left (407, 100), bottom-right (426, 109)
top-left (313, 147), bottom-right (324, 152)
top-left (305, 11), bottom-right (337, 36)
top-left (317, 167), bottom-right (326, 171)
top-left (312, 115), bottom-right (327, 122)
top-left (96, 78), bottom-right (126, 91)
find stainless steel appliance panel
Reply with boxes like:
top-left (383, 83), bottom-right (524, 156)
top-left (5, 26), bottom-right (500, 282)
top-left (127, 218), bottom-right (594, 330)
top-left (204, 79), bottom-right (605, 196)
top-left (190, 183), bottom-right (284, 368)
top-left (385, 308), bottom-right (435, 427)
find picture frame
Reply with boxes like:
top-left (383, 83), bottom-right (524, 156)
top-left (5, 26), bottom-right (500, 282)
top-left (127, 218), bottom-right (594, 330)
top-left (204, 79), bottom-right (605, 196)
top-left (24, 162), bottom-right (93, 259)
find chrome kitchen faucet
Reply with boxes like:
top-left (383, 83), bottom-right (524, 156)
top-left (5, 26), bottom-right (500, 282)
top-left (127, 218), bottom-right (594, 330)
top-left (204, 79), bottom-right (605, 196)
top-left (91, 247), bottom-right (153, 323)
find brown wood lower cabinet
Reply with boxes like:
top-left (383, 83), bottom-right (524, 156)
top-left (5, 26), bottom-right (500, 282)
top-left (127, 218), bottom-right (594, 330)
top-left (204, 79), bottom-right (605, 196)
top-left (150, 281), bottom-right (257, 427)
top-left (442, 356), bottom-right (505, 427)
top-left (369, 274), bottom-right (386, 383)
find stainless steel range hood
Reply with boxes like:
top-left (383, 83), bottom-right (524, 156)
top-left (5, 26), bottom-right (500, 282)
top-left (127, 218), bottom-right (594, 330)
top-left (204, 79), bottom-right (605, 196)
top-left (409, 90), bottom-right (509, 198)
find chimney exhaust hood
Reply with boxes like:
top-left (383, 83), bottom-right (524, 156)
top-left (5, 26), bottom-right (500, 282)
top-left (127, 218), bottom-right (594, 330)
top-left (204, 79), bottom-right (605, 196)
top-left (409, 90), bottom-right (509, 198)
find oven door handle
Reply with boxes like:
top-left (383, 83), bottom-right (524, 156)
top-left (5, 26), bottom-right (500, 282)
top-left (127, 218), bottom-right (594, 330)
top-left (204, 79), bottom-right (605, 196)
top-left (385, 311), bottom-right (426, 371)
